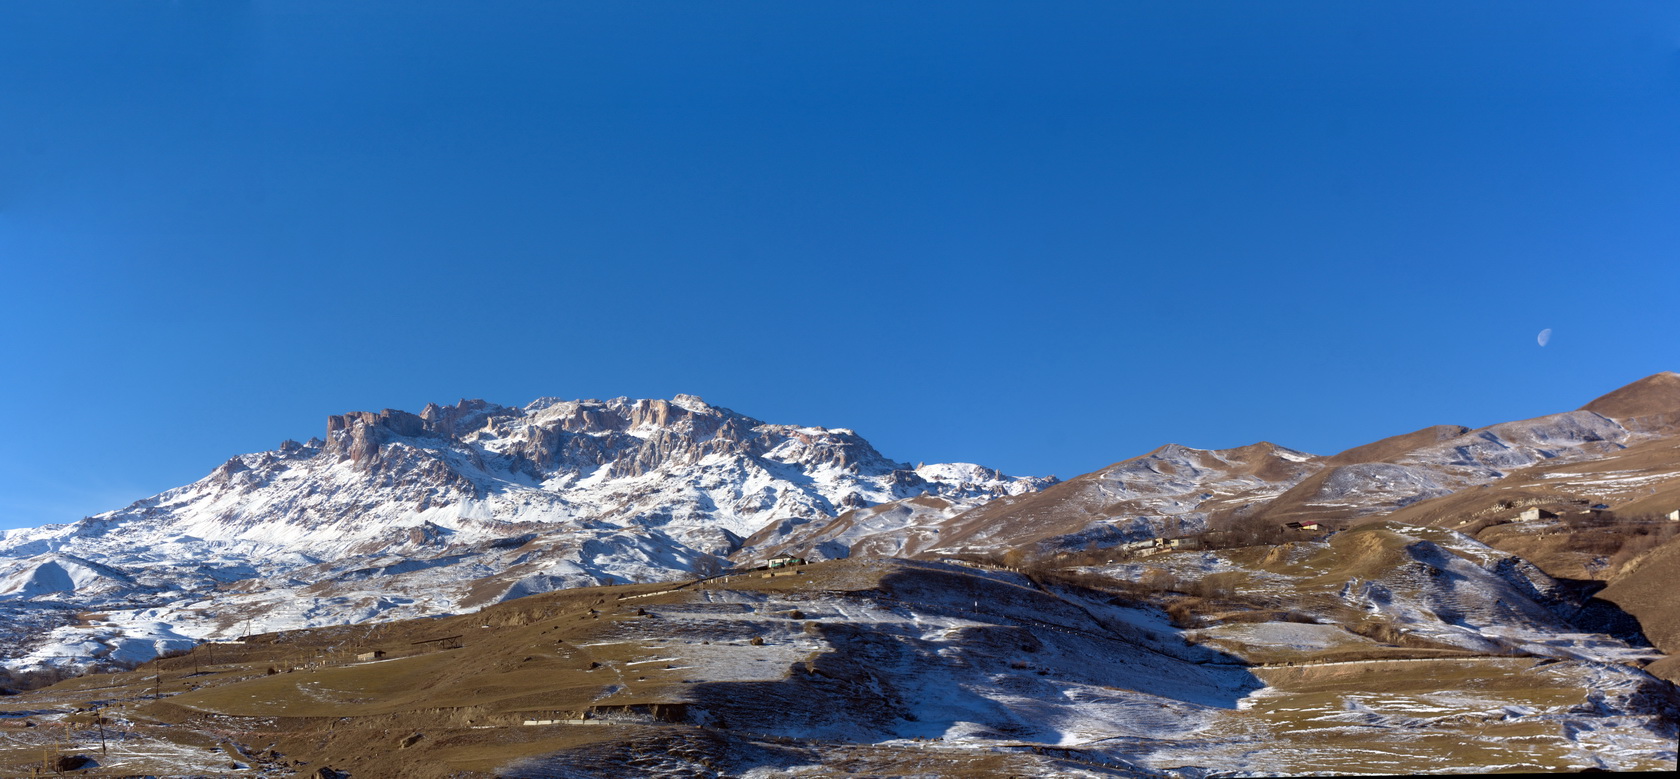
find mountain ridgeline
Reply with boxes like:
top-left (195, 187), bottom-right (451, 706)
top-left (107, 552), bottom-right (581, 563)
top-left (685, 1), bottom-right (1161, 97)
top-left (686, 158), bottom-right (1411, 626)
top-left (2, 373), bottom-right (1679, 675)
top-left (4, 375), bottom-right (1680, 777)
top-left (0, 395), bottom-right (1053, 667)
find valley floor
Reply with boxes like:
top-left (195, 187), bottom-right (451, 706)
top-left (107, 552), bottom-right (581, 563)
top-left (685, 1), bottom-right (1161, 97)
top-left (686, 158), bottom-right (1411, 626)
top-left (1, 546), bottom-right (1675, 777)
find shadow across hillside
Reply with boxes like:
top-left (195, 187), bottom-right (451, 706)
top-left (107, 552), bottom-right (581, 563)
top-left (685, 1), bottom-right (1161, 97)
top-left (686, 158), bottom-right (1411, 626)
top-left (685, 563), bottom-right (1258, 753)
top-left (1554, 577), bottom-right (1654, 647)
top-left (493, 561), bottom-right (1258, 777)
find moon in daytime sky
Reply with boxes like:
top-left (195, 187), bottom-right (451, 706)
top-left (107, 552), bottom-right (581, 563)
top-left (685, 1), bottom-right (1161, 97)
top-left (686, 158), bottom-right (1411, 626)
top-left (1537, 328), bottom-right (1552, 347)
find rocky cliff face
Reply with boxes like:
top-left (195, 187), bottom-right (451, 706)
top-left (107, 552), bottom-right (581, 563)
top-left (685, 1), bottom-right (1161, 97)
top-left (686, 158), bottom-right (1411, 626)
top-left (10, 395), bottom-right (1054, 557)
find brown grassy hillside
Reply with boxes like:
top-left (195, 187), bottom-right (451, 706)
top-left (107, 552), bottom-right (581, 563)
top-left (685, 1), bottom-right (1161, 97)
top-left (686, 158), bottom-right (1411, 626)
top-left (1600, 534), bottom-right (1680, 682)
top-left (1581, 370), bottom-right (1680, 431)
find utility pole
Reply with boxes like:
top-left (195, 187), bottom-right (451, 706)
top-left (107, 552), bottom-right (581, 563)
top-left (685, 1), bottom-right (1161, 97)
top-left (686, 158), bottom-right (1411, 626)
top-left (153, 658), bottom-right (161, 700)
top-left (96, 706), bottom-right (106, 755)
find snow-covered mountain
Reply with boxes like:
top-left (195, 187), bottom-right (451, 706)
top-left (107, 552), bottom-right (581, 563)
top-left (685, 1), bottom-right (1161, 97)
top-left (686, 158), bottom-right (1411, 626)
top-left (0, 395), bottom-right (1052, 670)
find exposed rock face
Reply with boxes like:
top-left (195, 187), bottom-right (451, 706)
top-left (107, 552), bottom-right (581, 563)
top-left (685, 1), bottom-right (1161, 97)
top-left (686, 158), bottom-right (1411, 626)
top-left (102, 394), bottom-right (1046, 553)
top-left (311, 397), bottom-right (925, 491)
top-left (493, 397), bottom-right (896, 481)
top-left (327, 407), bottom-right (458, 471)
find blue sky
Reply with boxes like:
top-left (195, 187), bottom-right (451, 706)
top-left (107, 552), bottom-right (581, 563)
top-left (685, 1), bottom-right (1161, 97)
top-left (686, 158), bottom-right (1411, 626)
top-left (3, 1), bottom-right (1678, 531)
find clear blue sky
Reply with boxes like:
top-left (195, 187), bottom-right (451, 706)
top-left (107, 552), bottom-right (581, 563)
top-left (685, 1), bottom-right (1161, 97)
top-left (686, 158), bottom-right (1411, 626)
top-left (3, 1), bottom-right (1679, 531)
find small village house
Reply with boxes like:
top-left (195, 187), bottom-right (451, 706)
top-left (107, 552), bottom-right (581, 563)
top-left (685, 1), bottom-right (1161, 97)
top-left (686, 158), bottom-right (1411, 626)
top-left (1518, 507), bottom-right (1558, 521)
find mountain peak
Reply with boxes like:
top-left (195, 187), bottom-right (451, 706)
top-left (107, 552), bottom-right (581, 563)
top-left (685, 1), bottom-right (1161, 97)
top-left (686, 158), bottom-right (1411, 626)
top-left (1580, 371), bottom-right (1680, 426)
top-left (670, 393), bottom-right (711, 411)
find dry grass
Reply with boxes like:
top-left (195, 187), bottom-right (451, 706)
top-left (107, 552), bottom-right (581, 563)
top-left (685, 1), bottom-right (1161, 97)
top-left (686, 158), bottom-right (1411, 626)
top-left (2, 552), bottom-right (1669, 777)
top-left (0, 560), bottom-right (902, 778)
top-left (1222, 656), bottom-right (1670, 773)
top-left (1471, 514), bottom-right (1680, 581)
top-left (0, 574), bottom-right (730, 776)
